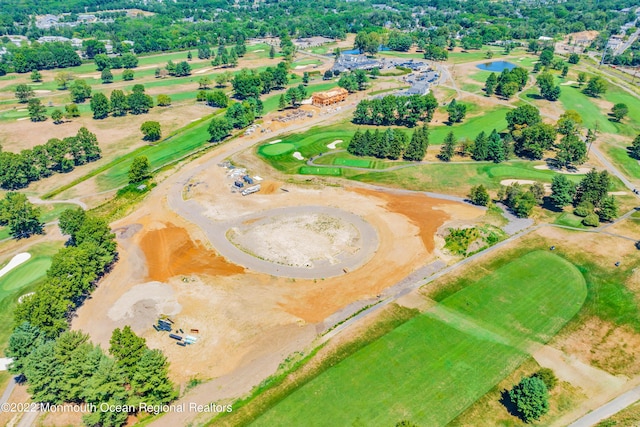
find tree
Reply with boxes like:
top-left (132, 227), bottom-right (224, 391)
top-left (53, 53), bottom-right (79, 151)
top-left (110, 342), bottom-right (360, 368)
top-left (302, 72), bottom-right (310, 85)
top-left (82, 356), bottom-right (130, 427)
top-left (101, 67), bottom-right (113, 84)
top-left (278, 94), bottom-right (286, 111)
top-left (403, 125), bottom-right (429, 161)
top-left (109, 326), bottom-right (147, 378)
top-left (28, 98), bottom-right (47, 122)
top-left (556, 110), bottom-right (582, 136)
top-left (55, 72), bottom-right (74, 90)
top-left (508, 376), bottom-right (550, 422)
top-left (207, 117), bottom-right (232, 142)
top-left (550, 175), bottom-right (576, 208)
top-left (531, 182), bottom-right (545, 204)
top-left (0, 192), bottom-right (44, 238)
top-left (539, 47), bottom-right (554, 66)
top-left (65, 104), bottom-right (80, 119)
top-left (122, 53), bottom-right (138, 69)
top-left (30, 70), bottom-right (42, 82)
top-left (90, 93), bottom-right (110, 119)
top-left (447, 99), bottom-right (467, 123)
top-left (583, 212), bottom-right (600, 226)
top-left (15, 84), bottom-right (35, 103)
top-left (323, 70), bottom-right (333, 80)
top-left (198, 76), bottom-right (212, 90)
top-left (70, 80), bottom-right (91, 103)
top-left (611, 103), bottom-right (628, 122)
top-left (556, 133), bottom-right (587, 167)
top-left (598, 195), bottom-right (618, 221)
top-left (51, 109), bottom-right (63, 124)
top-left (630, 134), bottom-right (640, 159)
top-left (269, 45), bottom-right (276, 59)
top-left (512, 190), bottom-right (537, 218)
top-left (130, 349), bottom-right (177, 406)
top-left (140, 121), bottom-right (161, 142)
top-left (156, 94), bottom-right (171, 106)
top-left (484, 72), bottom-right (497, 96)
top-left (561, 65), bottom-right (569, 78)
top-left (506, 105), bottom-right (541, 133)
top-left (583, 76), bottom-right (607, 97)
top-left (515, 123), bottom-right (557, 159)
top-left (469, 185), bottom-right (490, 206)
top-left (577, 72), bottom-right (587, 86)
top-left (128, 156), bottom-right (151, 184)
top-left (487, 129), bottom-right (505, 163)
top-left (536, 72), bottom-right (561, 101)
top-left (472, 131), bottom-right (488, 161)
top-left (6, 322), bottom-right (43, 375)
top-left (568, 53), bottom-right (580, 64)
top-left (110, 90), bottom-right (128, 117)
top-left (175, 61), bottom-right (191, 76)
top-left (205, 90), bottom-right (229, 108)
top-left (127, 92), bottom-right (153, 115)
top-left (575, 169), bottom-right (610, 207)
top-left (439, 132), bottom-right (456, 162)
top-left (58, 208), bottom-right (87, 241)
top-left (122, 69), bottom-right (134, 81)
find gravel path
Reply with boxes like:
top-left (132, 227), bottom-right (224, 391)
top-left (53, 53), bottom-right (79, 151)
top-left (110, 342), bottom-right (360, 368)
top-left (567, 385), bottom-right (640, 427)
top-left (27, 196), bottom-right (88, 210)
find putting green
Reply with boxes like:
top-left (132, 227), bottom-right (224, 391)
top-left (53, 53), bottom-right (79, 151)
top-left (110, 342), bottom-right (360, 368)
top-left (0, 257), bottom-right (52, 292)
top-left (260, 143), bottom-right (296, 156)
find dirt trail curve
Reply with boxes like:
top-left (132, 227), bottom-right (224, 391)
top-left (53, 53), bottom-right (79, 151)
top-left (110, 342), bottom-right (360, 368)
top-left (27, 196), bottom-right (88, 210)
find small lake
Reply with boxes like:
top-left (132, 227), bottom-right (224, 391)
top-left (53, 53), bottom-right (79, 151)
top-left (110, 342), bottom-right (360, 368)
top-left (476, 61), bottom-right (517, 72)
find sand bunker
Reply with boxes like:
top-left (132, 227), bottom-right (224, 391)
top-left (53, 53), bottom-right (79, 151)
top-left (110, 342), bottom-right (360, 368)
top-left (561, 81), bottom-right (578, 86)
top-left (17, 117), bottom-right (28, 121)
top-left (228, 213), bottom-right (361, 267)
top-left (293, 151), bottom-right (304, 160)
top-left (534, 164), bottom-right (591, 174)
top-left (327, 140), bottom-right (342, 149)
top-left (500, 179), bottom-right (537, 186)
top-left (253, 49), bottom-right (265, 52)
top-left (609, 191), bottom-right (628, 196)
top-left (268, 139), bottom-right (282, 144)
top-left (194, 68), bottom-right (212, 74)
top-left (190, 117), bottom-right (201, 122)
top-left (78, 74), bottom-right (99, 79)
top-left (33, 89), bottom-right (51, 94)
top-left (294, 65), bottom-right (307, 70)
top-left (107, 281), bottom-right (181, 330)
top-left (0, 253), bottom-right (31, 279)
top-left (138, 223), bottom-right (243, 281)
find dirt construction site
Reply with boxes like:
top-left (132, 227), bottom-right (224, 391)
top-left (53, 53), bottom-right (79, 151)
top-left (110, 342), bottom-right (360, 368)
top-left (69, 120), bottom-right (484, 424)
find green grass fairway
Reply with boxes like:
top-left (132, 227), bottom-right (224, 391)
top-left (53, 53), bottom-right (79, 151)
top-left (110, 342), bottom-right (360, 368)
top-left (429, 106), bottom-right (510, 143)
top-left (333, 157), bottom-right (371, 168)
top-left (601, 144), bottom-right (640, 180)
top-left (260, 143), bottom-right (296, 156)
top-left (347, 161), bottom-right (582, 196)
top-left (559, 86), bottom-right (618, 134)
top-left (252, 251), bottom-right (585, 427)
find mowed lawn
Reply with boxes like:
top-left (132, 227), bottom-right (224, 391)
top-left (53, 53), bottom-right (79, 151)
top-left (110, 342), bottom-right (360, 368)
top-left (251, 251), bottom-right (586, 427)
top-left (0, 242), bottom-right (62, 351)
top-left (429, 106), bottom-right (510, 143)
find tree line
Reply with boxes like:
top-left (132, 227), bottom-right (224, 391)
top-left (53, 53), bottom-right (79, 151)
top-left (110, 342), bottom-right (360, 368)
top-left (352, 94), bottom-right (438, 127)
top-left (483, 67), bottom-right (528, 99)
top-left (207, 98), bottom-right (263, 142)
top-left (347, 125), bottom-right (429, 161)
top-left (0, 127), bottom-right (101, 190)
top-left (89, 84), bottom-right (155, 119)
top-left (231, 63), bottom-right (289, 99)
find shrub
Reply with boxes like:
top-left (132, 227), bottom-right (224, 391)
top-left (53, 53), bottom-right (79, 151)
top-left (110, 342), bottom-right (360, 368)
top-left (583, 213), bottom-right (600, 227)
top-left (532, 368), bottom-right (557, 391)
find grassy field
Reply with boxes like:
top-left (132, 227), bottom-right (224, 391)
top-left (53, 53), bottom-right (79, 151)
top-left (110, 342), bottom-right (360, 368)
top-left (345, 161), bottom-right (582, 196)
top-left (429, 106), bottom-right (510, 143)
top-left (558, 85), bottom-right (618, 135)
top-left (601, 143), bottom-right (640, 180)
top-left (0, 242), bottom-right (62, 352)
top-left (251, 251), bottom-right (586, 426)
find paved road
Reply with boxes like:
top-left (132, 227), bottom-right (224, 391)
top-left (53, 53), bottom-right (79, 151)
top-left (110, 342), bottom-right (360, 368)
top-left (568, 385), bottom-right (640, 427)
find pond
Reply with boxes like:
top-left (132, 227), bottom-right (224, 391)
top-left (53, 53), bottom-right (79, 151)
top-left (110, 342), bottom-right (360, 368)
top-left (476, 61), bottom-right (517, 72)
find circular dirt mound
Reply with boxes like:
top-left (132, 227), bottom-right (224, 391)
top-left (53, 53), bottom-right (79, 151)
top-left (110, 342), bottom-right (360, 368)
top-left (222, 206), bottom-right (379, 278)
top-left (228, 213), bottom-right (360, 268)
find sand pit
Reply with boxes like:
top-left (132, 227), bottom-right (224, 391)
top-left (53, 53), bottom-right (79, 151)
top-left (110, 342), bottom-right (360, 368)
top-left (561, 81), bottom-right (578, 86)
top-left (78, 74), bottom-right (100, 79)
top-left (228, 212), bottom-right (361, 267)
top-left (293, 151), bottom-right (304, 160)
top-left (17, 109), bottom-right (27, 112)
top-left (33, 89), bottom-right (51, 94)
top-left (294, 65), bottom-right (307, 70)
top-left (268, 139), bottom-right (282, 144)
top-left (0, 253), bottom-right (31, 279)
top-left (16, 117), bottom-right (28, 121)
top-left (138, 223), bottom-right (243, 281)
top-left (107, 281), bottom-right (181, 332)
top-left (253, 49), bottom-right (265, 52)
top-left (500, 179), bottom-right (537, 186)
top-left (327, 139), bottom-right (342, 149)
top-left (194, 68), bottom-right (212, 74)
top-left (534, 164), bottom-right (591, 174)
top-left (608, 191), bottom-right (628, 196)
top-left (190, 117), bottom-right (202, 122)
